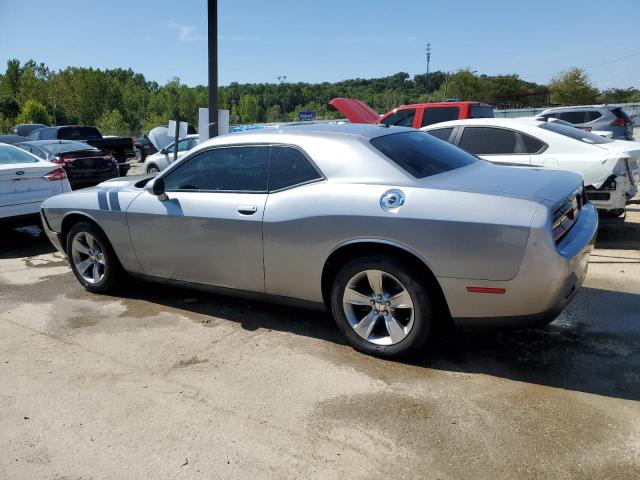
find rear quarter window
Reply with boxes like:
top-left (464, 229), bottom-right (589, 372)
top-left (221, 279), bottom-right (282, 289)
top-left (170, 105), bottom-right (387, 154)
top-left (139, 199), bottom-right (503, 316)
top-left (557, 111), bottom-right (586, 124)
top-left (459, 127), bottom-right (518, 155)
top-left (0, 145), bottom-right (39, 164)
top-left (370, 131), bottom-right (476, 179)
top-left (381, 109), bottom-right (417, 127)
top-left (469, 105), bottom-right (494, 119)
top-left (421, 107), bottom-right (459, 127)
top-left (426, 127), bottom-right (454, 142)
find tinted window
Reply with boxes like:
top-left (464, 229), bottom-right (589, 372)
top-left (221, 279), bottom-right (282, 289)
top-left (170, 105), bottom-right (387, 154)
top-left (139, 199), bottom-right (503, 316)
top-left (459, 127), bottom-right (518, 155)
top-left (166, 138), bottom-right (192, 153)
top-left (521, 134), bottom-right (545, 154)
top-left (58, 127), bottom-right (102, 140)
top-left (538, 122), bottom-right (613, 144)
top-left (421, 107), bottom-right (459, 127)
top-left (163, 146), bottom-right (268, 192)
top-left (585, 111), bottom-right (602, 122)
top-left (470, 105), bottom-right (494, 119)
top-left (381, 108), bottom-right (417, 127)
top-left (28, 128), bottom-right (43, 140)
top-left (371, 131), bottom-right (476, 179)
top-left (269, 147), bottom-right (322, 191)
top-left (0, 145), bottom-right (39, 164)
top-left (557, 111), bottom-right (586, 124)
top-left (427, 127), bottom-right (454, 142)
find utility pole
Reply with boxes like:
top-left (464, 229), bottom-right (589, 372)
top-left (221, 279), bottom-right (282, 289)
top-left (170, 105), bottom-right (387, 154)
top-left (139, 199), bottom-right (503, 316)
top-left (277, 75), bottom-right (287, 114)
top-left (208, 0), bottom-right (218, 138)
top-left (425, 43), bottom-right (431, 92)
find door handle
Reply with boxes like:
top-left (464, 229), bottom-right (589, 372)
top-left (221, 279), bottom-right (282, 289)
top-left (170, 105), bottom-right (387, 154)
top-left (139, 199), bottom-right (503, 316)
top-left (237, 205), bottom-right (258, 215)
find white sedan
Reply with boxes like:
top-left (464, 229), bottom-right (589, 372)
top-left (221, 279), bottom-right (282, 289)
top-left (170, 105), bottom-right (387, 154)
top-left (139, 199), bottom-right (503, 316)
top-left (0, 143), bottom-right (71, 226)
top-left (142, 134), bottom-right (200, 173)
top-left (422, 118), bottom-right (639, 215)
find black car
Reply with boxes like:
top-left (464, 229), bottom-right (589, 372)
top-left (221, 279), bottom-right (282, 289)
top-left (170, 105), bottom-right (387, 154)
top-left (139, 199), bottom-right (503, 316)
top-left (16, 140), bottom-right (119, 190)
top-left (27, 125), bottom-right (134, 176)
top-left (133, 135), bottom-right (157, 162)
top-left (13, 123), bottom-right (48, 137)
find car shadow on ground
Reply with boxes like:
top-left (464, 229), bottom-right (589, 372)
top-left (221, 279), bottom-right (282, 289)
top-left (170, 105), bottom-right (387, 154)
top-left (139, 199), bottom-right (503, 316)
top-left (0, 225), bottom-right (55, 259)
top-left (110, 279), bottom-right (640, 402)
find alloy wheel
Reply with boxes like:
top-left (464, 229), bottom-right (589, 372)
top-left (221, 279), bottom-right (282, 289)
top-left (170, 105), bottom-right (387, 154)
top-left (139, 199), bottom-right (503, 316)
top-left (70, 232), bottom-right (105, 284)
top-left (342, 269), bottom-right (415, 346)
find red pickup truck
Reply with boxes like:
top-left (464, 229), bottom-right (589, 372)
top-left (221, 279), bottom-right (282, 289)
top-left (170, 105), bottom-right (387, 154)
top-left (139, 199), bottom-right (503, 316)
top-left (329, 98), bottom-right (494, 129)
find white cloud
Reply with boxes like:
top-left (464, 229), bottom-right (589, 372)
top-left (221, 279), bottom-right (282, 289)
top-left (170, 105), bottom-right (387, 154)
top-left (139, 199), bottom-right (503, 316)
top-left (168, 21), bottom-right (207, 42)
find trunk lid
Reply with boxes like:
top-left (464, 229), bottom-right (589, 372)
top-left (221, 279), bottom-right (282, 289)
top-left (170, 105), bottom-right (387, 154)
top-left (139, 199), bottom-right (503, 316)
top-left (0, 161), bottom-right (63, 207)
top-left (329, 98), bottom-right (381, 124)
top-left (422, 161), bottom-right (583, 205)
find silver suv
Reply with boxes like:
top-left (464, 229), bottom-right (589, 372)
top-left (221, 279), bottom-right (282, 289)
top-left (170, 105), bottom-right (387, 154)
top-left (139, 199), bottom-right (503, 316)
top-left (537, 105), bottom-right (634, 140)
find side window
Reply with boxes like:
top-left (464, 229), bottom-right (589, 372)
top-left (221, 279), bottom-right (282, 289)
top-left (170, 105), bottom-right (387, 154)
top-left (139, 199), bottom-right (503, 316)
top-left (269, 146), bottom-right (322, 191)
top-left (459, 127), bottom-right (518, 155)
top-left (558, 111), bottom-right (586, 124)
top-left (189, 138), bottom-right (200, 149)
top-left (421, 107), bottom-right (459, 127)
top-left (381, 108), bottom-right (417, 127)
top-left (585, 111), bottom-right (602, 122)
top-left (521, 134), bottom-right (546, 154)
top-left (42, 128), bottom-right (57, 140)
top-left (163, 146), bottom-right (268, 192)
top-left (426, 127), bottom-right (454, 142)
top-left (28, 129), bottom-right (42, 140)
top-left (177, 138), bottom-right (191, 152)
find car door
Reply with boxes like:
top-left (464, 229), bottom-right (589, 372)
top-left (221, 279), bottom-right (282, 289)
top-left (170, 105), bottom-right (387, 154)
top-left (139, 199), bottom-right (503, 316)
top-left (126, 145), bottom-right (269, 293)
top-left (456, 126), bottom-right (531, 165)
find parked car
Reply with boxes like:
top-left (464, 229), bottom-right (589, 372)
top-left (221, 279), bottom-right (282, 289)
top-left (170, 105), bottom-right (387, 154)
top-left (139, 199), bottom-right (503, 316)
top-left (0, 134), bottom-right (29, 145)
top-left (41, 123), bottom-right (597, 358)
top-left (537, 105), bottom-right (634, 140)
top-left (422, 118), bottom-right (640, 216)
top-left (142, 134), bottom-right (199, 173)
top-left (0, 143), bottom-right (71, 227)
top-left (133, 135), bottom-right (158, 162)
top-left (27, 125), bottom-right (134, 176)
top-left (15, 140), bottom-right (119, 190)
top-left (330, 98), bottom-right (494, 128)
top-left (13, 123), bottom-right (48, 137)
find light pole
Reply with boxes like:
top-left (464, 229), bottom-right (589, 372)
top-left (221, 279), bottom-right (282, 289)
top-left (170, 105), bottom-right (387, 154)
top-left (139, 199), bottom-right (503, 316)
top-left (425, 43), bottom-right (431, 92)
top-left (277, 75), bottom-right (287, 114)
top-left (208, 0), bottom-right (218, 138)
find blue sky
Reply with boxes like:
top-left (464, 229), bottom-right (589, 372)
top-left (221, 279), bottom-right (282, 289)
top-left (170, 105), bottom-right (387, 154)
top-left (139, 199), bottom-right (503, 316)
top-left (1, 0), bottom-right (639, 89)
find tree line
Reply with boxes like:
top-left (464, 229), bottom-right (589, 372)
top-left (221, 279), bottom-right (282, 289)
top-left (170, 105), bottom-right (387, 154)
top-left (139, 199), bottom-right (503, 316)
top-left (1, 59), bottom-right (638, 137)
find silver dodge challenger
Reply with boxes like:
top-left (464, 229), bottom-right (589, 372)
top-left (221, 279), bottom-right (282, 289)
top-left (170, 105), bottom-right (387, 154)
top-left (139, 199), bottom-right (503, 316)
top-left (41, 124), bottom-right (598, 357)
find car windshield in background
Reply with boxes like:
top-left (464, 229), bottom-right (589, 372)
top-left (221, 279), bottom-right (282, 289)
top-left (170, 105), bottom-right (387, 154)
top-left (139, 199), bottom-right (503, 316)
top-left (40, 141), bottom-right (99, 154)
top-left (59, 127), bottom-right (101, 140)
top-left (371, 131), bottom-right (477, 178)
top-left (0, 145), bottom-right (38, 164)
top-left (470, 105), bottom-right (494, 118)
top-left (538, 121), bottom-right (613, 144)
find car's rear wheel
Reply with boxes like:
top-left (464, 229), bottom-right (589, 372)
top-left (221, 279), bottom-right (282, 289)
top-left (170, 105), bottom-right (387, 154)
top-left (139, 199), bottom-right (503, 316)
top-left (67, 222), bottom-right (120, 293)
top-left (330, 255), bottom-right (432, 357)
top-left (146, 164), bottom-right (159, 174)
top-left (134, 147), bottom-right (143, 162)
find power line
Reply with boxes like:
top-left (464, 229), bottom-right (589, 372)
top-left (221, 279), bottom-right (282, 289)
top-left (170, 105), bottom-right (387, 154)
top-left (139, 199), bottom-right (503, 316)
top-left (524, 50), bottom-right (640, 79)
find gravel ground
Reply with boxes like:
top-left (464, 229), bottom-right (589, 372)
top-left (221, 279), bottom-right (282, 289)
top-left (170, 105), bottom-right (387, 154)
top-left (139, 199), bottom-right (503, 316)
top-left (0, 211), bottom-right (639, 479)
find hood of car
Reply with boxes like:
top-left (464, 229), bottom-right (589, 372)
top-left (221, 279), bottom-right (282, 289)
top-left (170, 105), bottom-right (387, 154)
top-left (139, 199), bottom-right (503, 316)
top-left (421, 161), bottom-right (583, 205)
top-left (329, 98), bottom-right (381, 124)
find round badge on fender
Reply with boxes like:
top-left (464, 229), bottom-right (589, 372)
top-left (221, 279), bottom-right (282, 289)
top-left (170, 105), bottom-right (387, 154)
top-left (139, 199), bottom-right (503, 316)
top-left (380, 189), bottom-right (405, 211)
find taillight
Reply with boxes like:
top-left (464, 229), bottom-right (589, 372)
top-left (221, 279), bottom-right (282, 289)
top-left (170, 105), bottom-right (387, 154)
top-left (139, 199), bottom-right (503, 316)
top-left (44, 168), bottom-right (67, 181)
top-left (611, 118), bottom-right (630, 127)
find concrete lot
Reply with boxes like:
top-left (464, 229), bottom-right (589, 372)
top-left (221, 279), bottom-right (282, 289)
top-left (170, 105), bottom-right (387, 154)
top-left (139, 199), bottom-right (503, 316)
top-left (1, 208), bottom-right (639, 479)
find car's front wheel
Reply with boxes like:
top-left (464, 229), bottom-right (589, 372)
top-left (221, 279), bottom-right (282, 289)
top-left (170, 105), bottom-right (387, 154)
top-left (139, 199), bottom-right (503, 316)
top-left (67, 222), bottom-right (121, 293)
top-left (330, 255), bottom-right (432, 357)
top-left (146, 164), bottom-right (159, 174)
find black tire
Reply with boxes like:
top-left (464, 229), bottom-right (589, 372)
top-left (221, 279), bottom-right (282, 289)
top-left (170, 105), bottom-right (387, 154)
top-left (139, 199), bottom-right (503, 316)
top-left (330, 255), bottom-right (432, 358)
top-left (146, 164), bottom-right (159, 174)
top-left (66, 221), bottom-right (121, 293)
top-left (134, 147), bottom-right (145, 163)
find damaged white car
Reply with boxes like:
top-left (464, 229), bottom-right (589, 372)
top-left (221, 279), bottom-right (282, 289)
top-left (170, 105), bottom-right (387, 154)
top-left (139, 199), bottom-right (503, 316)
top-left (423, 118), bottom-right (639, 216)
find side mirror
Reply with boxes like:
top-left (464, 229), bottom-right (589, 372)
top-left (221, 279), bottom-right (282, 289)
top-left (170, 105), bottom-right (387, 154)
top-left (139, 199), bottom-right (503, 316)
top-left (145, 177), bottom-right (166, 197)
top-left (159, 148), bottom-right (166, 154)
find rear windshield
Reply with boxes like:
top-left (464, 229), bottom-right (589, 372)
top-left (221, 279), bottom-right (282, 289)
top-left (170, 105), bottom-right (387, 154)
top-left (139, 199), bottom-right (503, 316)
top-left (371, 131), bottom-right (477, 178)
top-left (59, 127), bottom-right (102, 140)
top-left (470, 105), bottom-right (494, 118)
top-left (611, 108), bottom-right (631, 122)
top-left (40, 141), bottom-right (99, 154)
top-left (538, 122), bottom-right (613, 144)
top-left (0, 145), bottom-right (38, 164)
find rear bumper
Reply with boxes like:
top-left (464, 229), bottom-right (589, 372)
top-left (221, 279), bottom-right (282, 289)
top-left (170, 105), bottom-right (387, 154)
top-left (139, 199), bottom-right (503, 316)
top-left (441, 203), bottom-right (598, 329)
top-left (40, 210), bottom-right (66, 255)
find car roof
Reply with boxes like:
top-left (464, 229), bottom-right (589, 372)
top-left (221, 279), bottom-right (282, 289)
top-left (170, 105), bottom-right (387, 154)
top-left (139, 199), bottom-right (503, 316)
top-left (540, 105), bottom-right (614, 112)
top-left (422, 117), bottom-right (542, 129)
top-left (224, 122), bottom-right (412, 141)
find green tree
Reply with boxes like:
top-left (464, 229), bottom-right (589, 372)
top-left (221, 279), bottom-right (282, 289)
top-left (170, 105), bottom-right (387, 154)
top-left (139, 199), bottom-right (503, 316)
top-left (16, 99), bottom-right (51, 125)
top-left (549, 68), bottom-right (599, 105)
top-left (238, 94), bottom-right (260, 123)
top-left (0, 114), bottom-right (13, 134)
top-left (95, 109), bottom-right (129, 136)
top-left (266, 104), bottom-right (281, 123)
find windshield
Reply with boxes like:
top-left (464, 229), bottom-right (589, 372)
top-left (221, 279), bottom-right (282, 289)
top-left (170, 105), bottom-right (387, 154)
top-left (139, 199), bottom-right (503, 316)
top-left (538, 122), bottom-right (613, 144)
top-left (40, 141), bottom-right (99, 154)
top-left (0, 145), bottom-right (39, 164)
top-left (59, 126), bottom-right (102, 140)
top-left (371, 131), bottom-right (477, 178)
